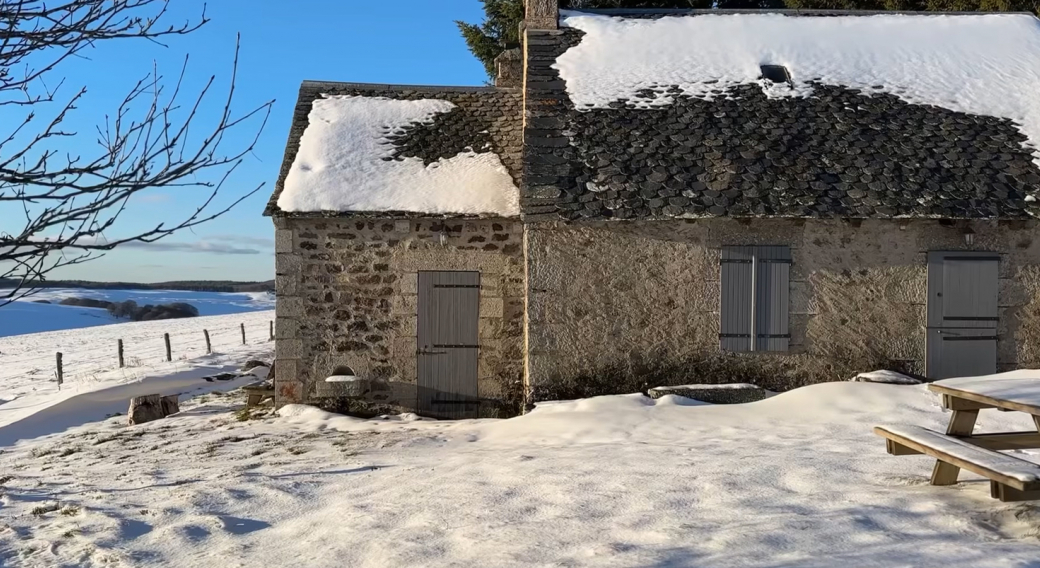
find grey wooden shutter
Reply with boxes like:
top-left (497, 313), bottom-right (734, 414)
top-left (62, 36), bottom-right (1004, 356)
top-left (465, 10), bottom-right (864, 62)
top-left (721, 246), bottom-right (754, 352)
top-left (754, 246), bottom-right (791, 352)
top-left (721, 245), bottom-right (791, 353)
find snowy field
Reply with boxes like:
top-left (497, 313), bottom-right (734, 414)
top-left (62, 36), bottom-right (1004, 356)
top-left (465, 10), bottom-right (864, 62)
top-left (1, 289), bottom-right (275, 337)
top-left (2, 372), bottom-right (1040, 567)
top-left (0, 310), bottom-right (275, 446)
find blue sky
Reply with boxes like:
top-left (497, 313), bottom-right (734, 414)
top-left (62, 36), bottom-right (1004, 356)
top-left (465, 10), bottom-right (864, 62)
top-left (1, 0), bottom-right (488, 283)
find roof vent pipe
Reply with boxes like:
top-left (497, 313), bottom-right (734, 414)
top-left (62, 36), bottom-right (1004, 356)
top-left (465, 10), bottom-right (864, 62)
top-left (760, 65), bottom-right (792, 84)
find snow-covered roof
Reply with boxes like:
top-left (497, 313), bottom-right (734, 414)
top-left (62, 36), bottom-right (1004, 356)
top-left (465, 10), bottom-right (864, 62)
top-left (266, 82), bottom-right (522, 218)
top-left (557, 11), bottom-right (1040, 166)
top-left (516, 10), bottom-right (1040, 221)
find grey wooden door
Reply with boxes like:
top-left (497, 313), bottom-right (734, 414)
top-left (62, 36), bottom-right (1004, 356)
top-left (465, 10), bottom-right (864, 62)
top-left (417, 271), bottom-right (480, 419)
top-left (926, 252), bottom-right (999, 380)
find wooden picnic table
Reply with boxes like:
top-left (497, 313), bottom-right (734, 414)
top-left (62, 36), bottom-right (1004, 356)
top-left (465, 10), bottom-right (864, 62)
top-left (875, 374), bottom-right (1040, 502)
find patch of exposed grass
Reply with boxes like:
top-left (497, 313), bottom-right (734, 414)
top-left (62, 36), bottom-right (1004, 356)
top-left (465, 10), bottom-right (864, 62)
top-left (234, 407), bottom-right (270, 422)
top-left (286, 446), bottom-right (309, 456)
top-left (60, 505), bottom-right (81, 516)
top-left (218, 436), bottom-right (248, 444)
top-left (31, 503), bottom-right (60, 516)
top-left (199, 443), bottom-right (220, 457)
top-left (58, 447), bottom-right (80, 458)
top-left (30, 448), bottom-right (53, 458)
top-left (250, 448), bottom-right (266, 457)
top-left (0, 475), bottom-right (12, 485)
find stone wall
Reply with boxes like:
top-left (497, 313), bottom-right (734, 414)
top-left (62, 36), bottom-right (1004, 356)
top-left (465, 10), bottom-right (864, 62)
top-left (525, 218), bottom-right (1040, 400)
top-left (274, 217), bottom-right (525, 416)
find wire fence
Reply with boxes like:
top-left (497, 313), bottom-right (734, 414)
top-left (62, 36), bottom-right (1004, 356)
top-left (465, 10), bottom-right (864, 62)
top-left (0, 319), bottom-right (275, 389)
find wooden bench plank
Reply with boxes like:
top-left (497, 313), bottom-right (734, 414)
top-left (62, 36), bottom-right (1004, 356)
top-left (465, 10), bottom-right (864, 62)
top-left (875, 425), bottom-right (1040, 492)
top-left (961, 432), bottom-right (1040, 451)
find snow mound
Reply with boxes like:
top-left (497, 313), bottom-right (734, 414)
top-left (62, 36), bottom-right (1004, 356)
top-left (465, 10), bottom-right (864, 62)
top-left (278, 96), bottom-right (520, 216)
top-left (557, 12), bottom-right (1040, 166)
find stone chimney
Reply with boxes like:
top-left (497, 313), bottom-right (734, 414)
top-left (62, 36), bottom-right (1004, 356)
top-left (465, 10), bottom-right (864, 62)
top-left (494, 49), bottom-right (523, 88)
top-left (525, 0), bottom-right (559, 30)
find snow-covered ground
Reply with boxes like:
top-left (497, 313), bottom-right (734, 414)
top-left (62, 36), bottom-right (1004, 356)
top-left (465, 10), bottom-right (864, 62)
top-left (2, 375), bottom-right (1040, 567)
top-left (1, 289), bottom-right (275, 338)
top-left (0, 310), bottom-right (275, 446)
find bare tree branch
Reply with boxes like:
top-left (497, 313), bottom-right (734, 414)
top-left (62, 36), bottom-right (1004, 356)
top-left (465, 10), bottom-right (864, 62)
top-left (0, 1), bottom-right (274, 306)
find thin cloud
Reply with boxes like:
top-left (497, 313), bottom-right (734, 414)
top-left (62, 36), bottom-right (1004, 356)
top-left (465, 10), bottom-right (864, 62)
top-left (209, 234), bottom-right (275, 248)
top-left (118, 240), bottom-right (262, 255)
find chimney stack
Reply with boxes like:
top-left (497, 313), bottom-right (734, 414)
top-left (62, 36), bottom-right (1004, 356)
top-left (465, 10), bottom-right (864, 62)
top-left (494, 49), bottom-right (523, 88)
top-left (525, 0), bottom-right (559, 30)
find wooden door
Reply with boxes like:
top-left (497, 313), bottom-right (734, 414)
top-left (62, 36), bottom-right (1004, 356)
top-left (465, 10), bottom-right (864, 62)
top-left (926, 252), bottom-right (999, 380)
top-left (417, 271), bottom-right (480, 419)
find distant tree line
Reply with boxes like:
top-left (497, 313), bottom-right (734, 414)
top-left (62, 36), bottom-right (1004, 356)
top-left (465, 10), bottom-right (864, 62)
top-left (57, 297), bottom-right (201, 321)
top-left (459, 0), bottom-right (1040, 77)
top-left (0, 279), bottom-right (274, 294)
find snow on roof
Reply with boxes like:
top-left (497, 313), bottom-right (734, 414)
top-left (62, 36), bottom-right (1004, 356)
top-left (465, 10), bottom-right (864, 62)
top-left (277, 96), bottom-right (520, 217)
top-left (557, 12), bottom-right (1040, 166)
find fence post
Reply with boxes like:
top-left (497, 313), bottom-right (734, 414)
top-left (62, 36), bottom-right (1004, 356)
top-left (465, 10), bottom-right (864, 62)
top-left (118, 339), bottom-right (125, 368)
top-left (204, 329), bottom-right (211, 354)
top-left (164, 333), bottom-right (172, 362)
top-left (56, 352), bottom-right (63, 390)
top-left (269, 320), bottom-right (274, 341)
top-left (241, 323), bottom-right (246, 345)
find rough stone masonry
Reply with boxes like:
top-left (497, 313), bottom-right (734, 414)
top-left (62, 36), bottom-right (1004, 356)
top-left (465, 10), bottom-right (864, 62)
top-left (274, 217), bottom-right (526, 416)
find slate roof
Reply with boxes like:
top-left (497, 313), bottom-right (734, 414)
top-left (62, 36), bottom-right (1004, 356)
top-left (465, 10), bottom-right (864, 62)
top-left (264, 81), bottom-right (522, 217)
top-left (522, 10), bottom-right (1040, 221)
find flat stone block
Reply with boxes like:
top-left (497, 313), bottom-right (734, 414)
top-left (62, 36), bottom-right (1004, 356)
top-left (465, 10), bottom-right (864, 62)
top-left (275, 317), bottom-right (299, 339)
top-left (276, 274), bottom-right (298, 296)
top-left (400, 315), bottom-right (417, 336)
top-left (480, 297), bottom-right (504, 318)
top-left (276, 229), bottom-right (294, 254)
top-left (276, 380), bottom-right (304, 406)
top-left (275, 253), bottom-right (302, 276)
top-left (393, 337), bottom-right (417, 358)
top-left (274, 360), bottom-right (299, 384)
top-left (276, 339), bottom-right (303, 360)
top-left (400, 273), bottom-right (418, 295)
top-left (648, 383), bottom-right (769, 404)
top-left (276, 297), bottom-right (303, 318)
top-left (392, 295), bottom-right (418, 315)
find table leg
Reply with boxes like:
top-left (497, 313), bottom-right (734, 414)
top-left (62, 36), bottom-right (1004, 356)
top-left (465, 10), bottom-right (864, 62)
top-left (931, 409), bottom-right (980, 486)
top-left (1033, 415), bottom-right (1040, 433)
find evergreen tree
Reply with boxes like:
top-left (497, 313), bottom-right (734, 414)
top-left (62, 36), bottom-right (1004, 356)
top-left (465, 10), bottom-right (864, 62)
top-left (459, 0), bottom-right (1038, 79)
top-left (457, 0), bottom-right (526, 78)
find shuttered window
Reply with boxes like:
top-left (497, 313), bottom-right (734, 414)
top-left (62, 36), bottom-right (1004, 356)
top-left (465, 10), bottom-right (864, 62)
top-left (720, 245), bottom-right (791, 353)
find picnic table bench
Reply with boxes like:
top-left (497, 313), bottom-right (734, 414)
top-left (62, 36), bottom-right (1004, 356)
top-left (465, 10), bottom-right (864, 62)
top-left (874, 374), bottom-right (1040, 502)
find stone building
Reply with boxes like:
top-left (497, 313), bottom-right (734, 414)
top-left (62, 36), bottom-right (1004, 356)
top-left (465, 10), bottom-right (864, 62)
top-left (266, 5), bottom-right (1040, 418)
